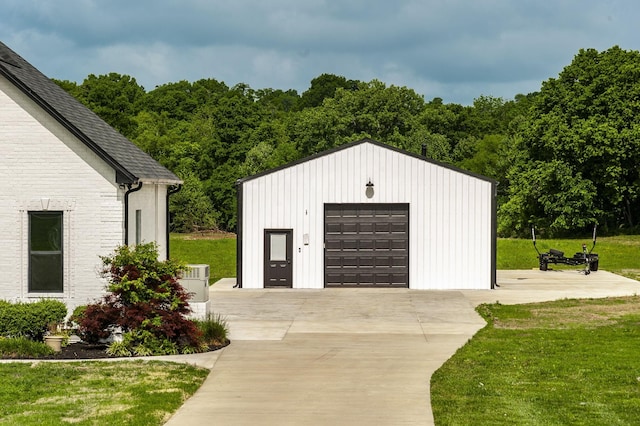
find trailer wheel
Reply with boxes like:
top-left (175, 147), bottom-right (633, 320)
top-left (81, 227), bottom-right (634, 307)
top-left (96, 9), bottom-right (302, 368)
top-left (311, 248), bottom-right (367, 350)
top-left (539, 257), bottom-right (548, 271)
top-left (589, 259), bottom-right (599, 272)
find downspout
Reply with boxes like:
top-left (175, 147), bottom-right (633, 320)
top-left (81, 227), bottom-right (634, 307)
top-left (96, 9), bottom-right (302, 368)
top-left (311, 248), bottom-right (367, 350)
top-left (166, 184), bottom-right (182, 259)
top-left (234, 179), bottom-right (243, 288)
top-left (123, 182), bottom-right (143, 245)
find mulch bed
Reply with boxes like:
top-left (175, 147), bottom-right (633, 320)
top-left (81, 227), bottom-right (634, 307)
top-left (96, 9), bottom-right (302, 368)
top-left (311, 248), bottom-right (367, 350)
top-left (4, 340), bottom-right (230, 360)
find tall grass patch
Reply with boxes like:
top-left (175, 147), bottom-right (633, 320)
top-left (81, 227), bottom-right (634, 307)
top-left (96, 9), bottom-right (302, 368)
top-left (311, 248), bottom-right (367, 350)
top-left (193, 313), bottom-right (229, 346)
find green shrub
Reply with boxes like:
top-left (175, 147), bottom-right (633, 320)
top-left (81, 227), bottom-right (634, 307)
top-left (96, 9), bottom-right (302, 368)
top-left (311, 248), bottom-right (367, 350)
top-left (0, 337), bottom-right (54, 357)
top-left (0, 299), bottom-right (67, 340)
top-left (68, 305), bottom-right (87, 329)
top-left (105, 340), bottom-right (132, 357)
top-left (193, 313), bottom-right (229, 345)
top-left (79, 243), bottom-right (204, 355)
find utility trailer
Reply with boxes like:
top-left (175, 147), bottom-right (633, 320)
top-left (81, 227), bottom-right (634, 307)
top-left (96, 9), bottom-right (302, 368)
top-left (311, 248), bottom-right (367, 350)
top-left (532, 226), bottom-right (599, 274)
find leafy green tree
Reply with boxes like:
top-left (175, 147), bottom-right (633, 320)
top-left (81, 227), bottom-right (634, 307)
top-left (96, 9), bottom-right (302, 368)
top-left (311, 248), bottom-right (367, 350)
top-left (502, 46), bottom-right (640, 235)
top-left (170, 171), bottom-right (219, 233)
top-left (241, 121), bottom-right (298, 176)
top-left (458, 134), bottom-right (510, 180)
top-left (53, 79), bottom-right (83, 99)
top-left (142, 78), bottom-right (229, 121)
top-left (255, 88), bottom-right (300, 115)
top-left (499, 159), bottom-right (598, 237)
top-left (401, 128), bottom-right (452, 163)
top-left (298, 73), bottom-right (359, 109)
top-left (290, 80), bottom-right (427, 155)
top-left (205, 163), bottom-right (242, 231)
top-left (76, 73), bottom-right (146, 138)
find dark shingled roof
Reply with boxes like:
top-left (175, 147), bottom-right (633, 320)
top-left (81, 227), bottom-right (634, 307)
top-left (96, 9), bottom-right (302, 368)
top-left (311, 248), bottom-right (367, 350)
top-left (0, 41), bottom-right (180, 184)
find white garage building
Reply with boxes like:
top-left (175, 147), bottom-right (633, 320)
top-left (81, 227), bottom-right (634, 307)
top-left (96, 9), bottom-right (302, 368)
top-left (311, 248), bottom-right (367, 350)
top-left (236, 139), bottom-right (497, 290)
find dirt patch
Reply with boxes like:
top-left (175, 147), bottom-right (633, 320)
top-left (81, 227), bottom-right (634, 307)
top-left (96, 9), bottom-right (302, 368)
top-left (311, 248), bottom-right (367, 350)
top-left (493, 296), bottom-right (640, 330)
top-left (176, 231), bottom-right (236, 240)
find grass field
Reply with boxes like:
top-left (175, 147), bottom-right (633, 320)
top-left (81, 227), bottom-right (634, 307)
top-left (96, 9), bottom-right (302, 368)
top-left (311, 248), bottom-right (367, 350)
top-left (0, 361), bottom-right (208, 425)
top-left (170, 233), bottom-right (236, 284)
top-left (171, 232), bottom-right (640, 282)
top-left (431, 296), bottom-right (640, 425)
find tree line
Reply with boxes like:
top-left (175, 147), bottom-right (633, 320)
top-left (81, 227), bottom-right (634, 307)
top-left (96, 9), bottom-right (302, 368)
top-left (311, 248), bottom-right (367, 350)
top-left (55, 45), bottom-right (640, 237)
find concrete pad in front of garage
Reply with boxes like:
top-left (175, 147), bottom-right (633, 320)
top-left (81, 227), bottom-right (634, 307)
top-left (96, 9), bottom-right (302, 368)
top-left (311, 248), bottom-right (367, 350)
top-left (166, 270), bottom-right (640, 426)
top-left (464, 269), bottom-right (640, 306)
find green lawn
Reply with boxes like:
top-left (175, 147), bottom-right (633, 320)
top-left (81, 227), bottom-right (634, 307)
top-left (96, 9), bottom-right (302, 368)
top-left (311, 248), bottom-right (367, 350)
top-left (431, 297), bottom-right (640, 425)
top-left (170, 234), bottom-right (236, 284)
top-left (0, 360), bottom-right (208, 425)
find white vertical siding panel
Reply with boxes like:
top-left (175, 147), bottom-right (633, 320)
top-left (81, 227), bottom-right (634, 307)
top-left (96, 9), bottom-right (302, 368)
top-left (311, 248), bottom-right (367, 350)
top-left (410, 157), bottom-right (420, 288)
top-left (299, 161), bottom-right (308, 289)
top-left (463, 176), bottom-right (473, 285)
top-left (453, 173), bottom-right (463, 286)
top-left (309, 159), bottom-right (319, 288)
top-left (348, 146), bottom-right (357, 202)
top-left (392, 150), bottom-right (400, 202)
top-left (435, 166), bottom-right (444, 286)
top-left (312, 156), bottom-right (324, 288)
top-left (365, 143), bottom-right (374, 195)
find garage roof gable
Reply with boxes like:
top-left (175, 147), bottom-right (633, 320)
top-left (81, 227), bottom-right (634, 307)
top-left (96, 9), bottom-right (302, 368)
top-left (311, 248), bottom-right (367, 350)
top-left (236, 138), bottom-right (497, 186)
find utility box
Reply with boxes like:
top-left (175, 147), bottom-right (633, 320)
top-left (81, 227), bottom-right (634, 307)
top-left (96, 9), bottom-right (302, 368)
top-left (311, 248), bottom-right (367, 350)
top-left (179, 264), bottom-right (210, 302)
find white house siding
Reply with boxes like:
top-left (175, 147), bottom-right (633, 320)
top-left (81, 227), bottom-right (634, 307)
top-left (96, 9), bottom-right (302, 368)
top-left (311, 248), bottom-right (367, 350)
top-left (0, 76), bottom-right (123, 310)
top-left (240, 141), bottom-right (495, 290)
top-left (127, 183), bottom-right (169, 258)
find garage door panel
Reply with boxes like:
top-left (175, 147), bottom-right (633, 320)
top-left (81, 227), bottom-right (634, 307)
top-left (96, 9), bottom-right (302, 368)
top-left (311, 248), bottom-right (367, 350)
top-left (375, 240), bottom-right (390, 250)
top-left (359, 240), bottom-right (374, 250)
top-left (359, 256), bottom-right (374, 267)
top-left (375, 256), bottom-right (390, 267)
top-left (390, 222), bottom-right (407, 233)
top-left (326, 223), bottom-right (342, 234)
top-left (391, 240), bottom-right (407, 250)
top-left (391, 256), bottom-right (408, 267)
top-left (325, 203), bottom-right (408, 288)
top-left (359, 223), bottom-right (374, 234)
top-left (325, 256), bottom-right (342, 267)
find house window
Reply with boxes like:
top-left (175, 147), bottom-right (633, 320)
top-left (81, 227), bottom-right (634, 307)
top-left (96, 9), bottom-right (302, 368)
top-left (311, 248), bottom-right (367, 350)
top-left (29, 211), bottom-right (63, 293)
top-left (135, 209), bottom-right (142, 244)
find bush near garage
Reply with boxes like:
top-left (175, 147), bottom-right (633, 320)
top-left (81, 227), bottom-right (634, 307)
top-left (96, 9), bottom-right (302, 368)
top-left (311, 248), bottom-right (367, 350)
top-left (0, 299), bottom-right (67, 340)
top-left (76, 242), bottom-right (205, 355)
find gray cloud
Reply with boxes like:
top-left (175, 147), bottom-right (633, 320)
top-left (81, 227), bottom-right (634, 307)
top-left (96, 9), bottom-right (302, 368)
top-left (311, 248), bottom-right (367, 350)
top-left (1, 0), bottom-right (636, 104)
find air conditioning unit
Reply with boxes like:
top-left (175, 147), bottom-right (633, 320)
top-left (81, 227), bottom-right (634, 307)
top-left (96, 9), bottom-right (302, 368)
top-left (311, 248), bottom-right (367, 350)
top-left (179, 264), bottom-right (210, 302)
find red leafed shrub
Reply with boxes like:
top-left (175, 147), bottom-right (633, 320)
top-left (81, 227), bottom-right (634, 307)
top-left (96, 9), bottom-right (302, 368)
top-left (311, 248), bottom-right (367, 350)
top-left (76, 243), bottom-right (203, 354)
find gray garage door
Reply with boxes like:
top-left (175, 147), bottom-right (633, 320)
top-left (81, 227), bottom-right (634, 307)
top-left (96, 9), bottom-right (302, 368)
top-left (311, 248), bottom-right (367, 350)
top-left (324, 203), bottom-right (409, 288)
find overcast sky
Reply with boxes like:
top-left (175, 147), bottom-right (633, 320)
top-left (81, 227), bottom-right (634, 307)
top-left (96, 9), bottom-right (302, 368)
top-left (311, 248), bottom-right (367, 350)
top-left (1, 0), bottom-right (637, 105)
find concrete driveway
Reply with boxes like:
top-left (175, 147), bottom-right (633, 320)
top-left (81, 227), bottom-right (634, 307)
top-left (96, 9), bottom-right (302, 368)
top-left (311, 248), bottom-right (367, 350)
top-left (166, 270), bottom-right (640, 426)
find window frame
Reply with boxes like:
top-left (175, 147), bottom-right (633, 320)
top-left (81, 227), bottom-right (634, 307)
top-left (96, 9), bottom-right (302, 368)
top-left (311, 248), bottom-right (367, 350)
top-left (28, 210), bottom-right (64, 293)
